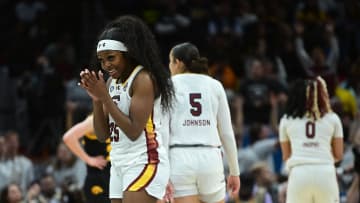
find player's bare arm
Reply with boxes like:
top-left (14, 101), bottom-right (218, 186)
top-left (79, 69), bottom-right (111, 142)
top-left (102, 70), bottom-right (155, 141)
top-left (280, 141), bottom-right (291, 161)
top-left (332, 137), bottom-right (343, 163)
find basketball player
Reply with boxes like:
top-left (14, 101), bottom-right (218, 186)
top-left (63, 114), bottom-right (110, 203)
top-left (78, 15), bottom-right (174, 203)
top-left (167, 42), bottom-right (240, 203)
top-left (279, 77), bottom-right (343, 203)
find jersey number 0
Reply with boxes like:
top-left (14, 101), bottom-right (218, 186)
top-left (305, 121), bottom-right (315, 138)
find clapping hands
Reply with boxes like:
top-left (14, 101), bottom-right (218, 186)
top-left (78, 68), bottom-right (108, 101)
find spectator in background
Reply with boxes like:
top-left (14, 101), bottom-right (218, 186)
top-left (250, 162), bottom-right (277, 203)
top-left (230, 171), bottom-right (269, 203)
top-left (65, 72), bottom-right (93, 129)
top-left (0, 136), bottom-right (8, 191)
top-left (338, 0), bottom-right (360, 62)
top-left (0, 136), bottom-right (6, 160)
top-left (238, 58), bottom-right (287, 125)
top-left (345, 117), bottom-right (360, 203)
top-left (208, 1), bottom-right (233, 37)
top-left (0, 66), bottom-right (17, 132)
top-left (25, 181), bottom-right (43, 203)
top-left (294, 21), bottom-right (339, 96)
top-left (347, 174), bottom-right (359, 203)
top-left (0, 131), bottom-right (34, 192)
top-left (295, 0), bottom-right (329, 27)
top-left (46, 142), bottom-right (86, 190)
top-left (338, 59), bottom-right (360, 109)
top-left (0, 183), bottom-right (24, 203)
top-left (208, 59), bottom-right (239, 93)
top-left (15, 0), bottom-right (47, 24)
top-left (26, 53), bottom-right (66, 156)
top-left (38, 173), bottom-right (62, 203)
top-left (337, 114), bottom-right (360, 195)
top-left (42, 32), bottom-right (76, 81)
top-left (38, 172), bottom-right (86, 203)
top-left (277, 182), bottom-right (287, 203)
top-left (154, 0), bottom-right (191, 56)
top-left (235, 123), bottom-right (278, 173)
top-left (232, 0), bottom-right (258, 39)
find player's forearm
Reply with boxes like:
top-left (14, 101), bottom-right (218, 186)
top-left (217, 86), bottom-right (240, 175)
top-left (102, 96), bottom-right (144, 141)
top-left (63, 136), bottom-right (90, 164)
top-left (93, 101), bottom-right (110, 142)
top-left (220, 133), bottom-right (240, 176)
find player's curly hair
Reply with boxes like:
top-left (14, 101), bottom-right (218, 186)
top-left (171, 42), bottom-right (208, 74)
top-left (285, 76), bottom-right (332, 120)
top-left (97, 15), bottom-right (174, 111)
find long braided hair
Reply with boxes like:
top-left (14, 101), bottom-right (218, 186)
top-left (284, 76), bottom-right (332, 120)
top-left (95, 15), bottom-right (174, 111)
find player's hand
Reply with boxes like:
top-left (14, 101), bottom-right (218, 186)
top-left (227, 175), bottom-right (240, 199)
top-left (79, 69), bottom-right (107, 101)
top-left (87, 155), bottom-right (108, 170)
top-left (163, 181), bottom-right (174, 203)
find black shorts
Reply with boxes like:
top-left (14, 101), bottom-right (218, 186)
top-left (83, 170), bottom-right (110, 203)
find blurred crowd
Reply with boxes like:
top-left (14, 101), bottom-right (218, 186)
top-left (1, 0), bottom-right (360, 202)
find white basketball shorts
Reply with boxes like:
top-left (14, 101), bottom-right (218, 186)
top-left (109, 160), bottom-right (169, 200)
top-left (170, 147), bottom-right (226, 202)
top-left (286, 164), bottom-right (339, 203)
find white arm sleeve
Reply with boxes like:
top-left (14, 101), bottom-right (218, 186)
top-left (216, 82), bottom-right (240, 176)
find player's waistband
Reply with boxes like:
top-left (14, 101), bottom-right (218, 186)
top-left (169, 144), bottom-right (221, 149)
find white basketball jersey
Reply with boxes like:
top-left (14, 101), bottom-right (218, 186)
top-left (279, 112), bottom-right (343, 170)
top-left (108, 66), bottom-right (168, 167)
top-left (169, 73), bottom-right (233, 146)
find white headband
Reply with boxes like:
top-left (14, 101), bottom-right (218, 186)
top-left (97, 40), bottom-right (128, 52)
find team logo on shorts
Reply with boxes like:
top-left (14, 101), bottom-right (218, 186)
top-left (91, 185), bottom-right (104, 195)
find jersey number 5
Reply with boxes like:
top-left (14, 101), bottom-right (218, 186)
top-left (305, 121), bottom-right (315, 138)
top-left (189, 93), bottom-right (202, 116)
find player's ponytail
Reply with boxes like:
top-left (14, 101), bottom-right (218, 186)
top-left (171, 42), bottom-right (208, 74)
top-left (189, 57), bottom-right (208, 74)
top-left (305, 77), bottom-right (332, 120)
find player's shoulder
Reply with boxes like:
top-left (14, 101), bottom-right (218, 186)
top-left (322, 112), bottom-right (341, 122)
top-left (172, 73), bottom-right (212, 80)
top-left (280, 114), bottom-right (291, 122)
top-left (279, 114), bottom-right (305, 126)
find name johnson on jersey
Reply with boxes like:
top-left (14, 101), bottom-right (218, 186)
top-left (182, 119), bottom-right (211, 126)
